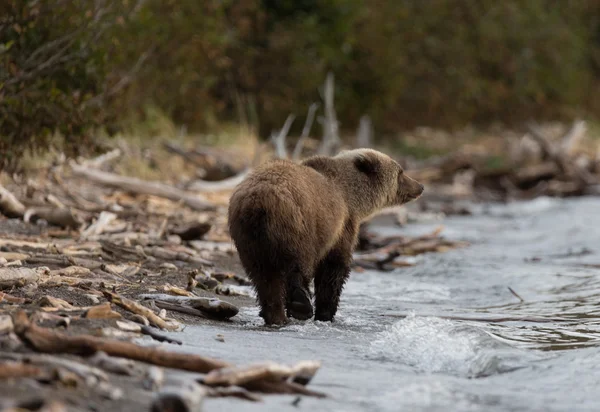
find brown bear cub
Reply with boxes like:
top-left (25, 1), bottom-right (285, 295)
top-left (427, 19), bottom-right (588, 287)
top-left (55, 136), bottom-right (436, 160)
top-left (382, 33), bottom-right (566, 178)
top-left (228, 148), bottom-right (424, 326)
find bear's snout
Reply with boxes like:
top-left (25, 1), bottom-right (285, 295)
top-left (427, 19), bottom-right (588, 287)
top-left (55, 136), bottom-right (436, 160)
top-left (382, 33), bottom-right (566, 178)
top-left (399, 173), bottom-right (424, 201)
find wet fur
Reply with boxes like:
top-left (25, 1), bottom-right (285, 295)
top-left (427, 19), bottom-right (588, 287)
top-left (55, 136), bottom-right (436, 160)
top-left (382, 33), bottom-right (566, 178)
top-left (228, 149), bottom-right (424, 326)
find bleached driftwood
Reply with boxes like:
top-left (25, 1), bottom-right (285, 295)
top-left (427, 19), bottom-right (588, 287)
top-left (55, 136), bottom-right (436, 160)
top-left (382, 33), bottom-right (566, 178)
top-left (0, 267), bottom-right (40, 290)
top-left (139, 294), bottom-right (239, 319)
top-left (24, 206), bottom-right (83, 229)
top-left (271, 114), bottom-right (296, 159)
top-left (526, 122), bottom-right (596, 186)
top-left (81, 211), bottom-right (118, 239)
top-left (317, 72), bottom-right (341, 156)
top-left (102, 291), bottom-right (179, 331)
top-left (69, 161), bottom-right (216, 211)
top-left (560, 119), bottom-right (586, 155)
top-left (187, 170), bottom-right (251, 192)
top-left (292, 103), bottom-right (320, 161)
top-left (80, 148), bottom-right (122, 169)
top-left (356, 115), bottom-right (373, 148)
top-left (151, 376), bottom-right (208, 412)
top-left (0, 184), bottom-right (25, 218)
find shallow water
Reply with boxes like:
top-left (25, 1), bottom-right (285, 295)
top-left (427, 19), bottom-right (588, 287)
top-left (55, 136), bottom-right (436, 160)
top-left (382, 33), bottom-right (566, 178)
top-left (165, 196), bottom-right (600, 411)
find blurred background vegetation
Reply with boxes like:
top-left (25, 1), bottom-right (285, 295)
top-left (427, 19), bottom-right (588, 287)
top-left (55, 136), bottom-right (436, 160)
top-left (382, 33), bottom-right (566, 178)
top-left (3, 0), bottom-right (600, 170)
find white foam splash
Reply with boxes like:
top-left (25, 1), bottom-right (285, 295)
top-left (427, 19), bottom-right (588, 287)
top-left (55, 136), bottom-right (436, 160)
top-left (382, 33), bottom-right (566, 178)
top-left (368, 314), bottom-right (530, 377)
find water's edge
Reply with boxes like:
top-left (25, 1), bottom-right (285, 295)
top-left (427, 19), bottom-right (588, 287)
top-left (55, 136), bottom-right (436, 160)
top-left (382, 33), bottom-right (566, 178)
top-left (160, 196), bottom-right (600, 412)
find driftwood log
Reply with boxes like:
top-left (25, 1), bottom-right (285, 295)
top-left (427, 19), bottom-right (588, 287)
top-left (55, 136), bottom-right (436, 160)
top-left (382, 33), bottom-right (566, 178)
top-left (12, 311), bottom-right (230, 373)
top-left (0, 184), bottom-right (25, 218)
top-left (69, 161), bottom-right (216, 211)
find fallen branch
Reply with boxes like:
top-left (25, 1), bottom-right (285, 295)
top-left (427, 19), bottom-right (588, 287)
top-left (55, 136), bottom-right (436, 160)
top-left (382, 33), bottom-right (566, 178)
top-left (0, 184), bottom-right (25, 218)
top-left (81, 211), bottom-right (118, 239)
top-left (292, 103), bottom-right (319, 161)
top-left (153, 300), bottom-right (209, 319)
top-left (170, 221), bottom-right (212, 241)
top-left (12, 311), bottom-right (230, 373)
top-left (186, 170), bottom-right (250, 192)
top-left (356, 115), bottom-right (373, 148)
top-left (103, 291), bottom-right (179, 331)
top-left (151, 377), bottom-right (207, 412)
top-left (139, 294), bottom-right (239, 320)
top-left (0, 315), bottom-right (13, 335)
top-left (560, 119), bottom-right (587, 155)
top-left (79, 149), bottom-right (122, 169)
top-left (202, 361), bottom-right (321, 387)
top-left (317, 72), bottom-right (341, 156)
top-left (271, 114), bottom-right (296, 159)
top-left (0, 291), bottom-right (27, 304)
top-left (69, 161), bottom-right (216, 211)
top-left (0, 267), bottom-right (40, 290)
top-left (526, 122), bottom-right (596, 186)
top-left (0, 361), bottom-right (48, 380)
top-left (140, 325), bottom-right (182, 345)
top-left (206, 386), bottom-right (262, 402)
top-left (0, 352), bottom-right (109, 384)
top-left (143, 246), bottom-right (214, 267)
top-left (24, 206), bottom-right (83, 229)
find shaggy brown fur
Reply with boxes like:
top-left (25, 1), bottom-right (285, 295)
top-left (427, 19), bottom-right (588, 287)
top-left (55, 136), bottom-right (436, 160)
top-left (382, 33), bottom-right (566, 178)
top-left (227, 149), bottom-right (424, 326)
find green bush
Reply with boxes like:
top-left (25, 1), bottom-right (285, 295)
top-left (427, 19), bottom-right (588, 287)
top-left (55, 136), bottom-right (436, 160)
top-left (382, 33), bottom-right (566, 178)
top-left (3, 0), bottom-right (600, 169)
top-left (0, 0), bottom-right (134, 171)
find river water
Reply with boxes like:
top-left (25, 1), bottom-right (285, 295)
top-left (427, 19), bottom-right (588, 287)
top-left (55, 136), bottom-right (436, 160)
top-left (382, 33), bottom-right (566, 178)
top-left (164, 196), bottom-right (600, 412)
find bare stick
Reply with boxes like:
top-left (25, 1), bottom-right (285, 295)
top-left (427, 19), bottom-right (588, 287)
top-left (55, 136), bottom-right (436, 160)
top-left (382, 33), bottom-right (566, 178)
top-left (81, 211), bottom-right (118, 239)
top-left (292, 103), bottom-right (320, 161)
top-left (140, 325), bottom-right (182, 345)
top-left (154, 300), bottom-right (209, 319)
top-left (560, 119), bottom-right (587, 155)
top-left (317, 72), bottom-right (340, 156)
top-left (79, 149), bottom-right (122, 169)
top-left (356, 115), bottom-right (373, 148)
top-left (271, 114), bottom-right (296, 159)
top-left (507, 286), bottom-right (524, 302)
top-left (103, 291), bottom-right (180, 331)
top-left (186, 170), bottom-right (250, 192)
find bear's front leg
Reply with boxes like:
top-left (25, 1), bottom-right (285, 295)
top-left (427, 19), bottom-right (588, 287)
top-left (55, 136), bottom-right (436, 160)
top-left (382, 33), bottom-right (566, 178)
top-left (313, 247), bottom-right (351, 322)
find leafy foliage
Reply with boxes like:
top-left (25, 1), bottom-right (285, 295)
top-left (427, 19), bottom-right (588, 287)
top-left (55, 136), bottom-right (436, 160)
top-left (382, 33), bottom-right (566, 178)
top-left (0, 0), bottom-right (135, 170)
top-left (3, 0), bottom-right (600, 169)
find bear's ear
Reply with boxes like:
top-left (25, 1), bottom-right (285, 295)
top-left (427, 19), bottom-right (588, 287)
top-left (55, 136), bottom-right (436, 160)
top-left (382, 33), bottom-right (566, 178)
top-left (354, 153), bottom-right (380, 176)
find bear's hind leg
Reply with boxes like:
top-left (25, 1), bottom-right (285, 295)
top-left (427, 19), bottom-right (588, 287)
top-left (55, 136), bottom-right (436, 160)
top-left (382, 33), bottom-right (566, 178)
top-left (313, 247), bottom-right (351, 322)
top-left (286, 267), bottom-right (313, 320)
top-left (254, 274), bottom-right (288, 326)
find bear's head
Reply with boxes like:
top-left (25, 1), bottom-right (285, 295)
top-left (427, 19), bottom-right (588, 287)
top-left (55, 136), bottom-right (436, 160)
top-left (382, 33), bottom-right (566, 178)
top-left (334, 148), bottom-right (424, 217)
